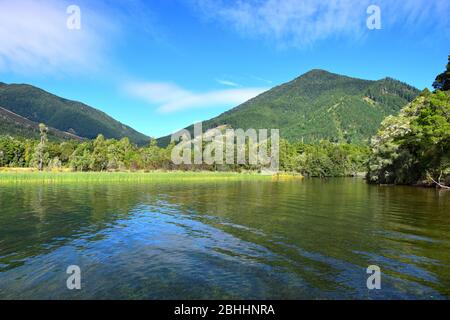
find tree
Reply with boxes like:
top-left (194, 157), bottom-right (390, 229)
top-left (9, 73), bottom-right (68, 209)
top-left (142, 139), bottom-right (164, 170)
top-left (90, 134), bottom-right (108, 171)
top-left (369, 56), bottom-right (450, 187)
top-left (33, 124), bottom-right (49, 171)
top-left (0, 136), bottom-right (27, 167)
top-left (433, 55), bottom-right (450, 91)
top-left (368, 90), bottom-right (450, 186)
top-left (69, 141), bottom-right (92, 172)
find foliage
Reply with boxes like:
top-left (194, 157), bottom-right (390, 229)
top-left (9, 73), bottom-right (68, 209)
top-left (0, 136), bottom-right (30, 167)
top-left (280, 140), bottom-right (369, 177)
top-left (433, 55), bottom-right (450, 91)
top-left (31, 124), bottom-right (49, 171)
top-left (367, 90), bottom-right (450, 186)
top-left (0, 132), bottom-right (369, 177)
top-left (0, 106), bottom-right (81, 141)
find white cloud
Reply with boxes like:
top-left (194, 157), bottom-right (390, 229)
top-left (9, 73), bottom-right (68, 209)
top-left (125, 81), bottom-right (268, 113)
top-left (248, 75), bottom-right (273, 84)
top-left (0, 0), bottom-right (115, 74)
top-left (192, 0), bottom-right (450, 47)
top-left (216, 79), bottom-right (240, 87)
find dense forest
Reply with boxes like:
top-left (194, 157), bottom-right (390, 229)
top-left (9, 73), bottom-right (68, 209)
top-left (158, 70), bottom-right (419, 146)
top-left (0, 82), bottom-right (150, 145)
top-left (0, 126), bottom-right (369, 177)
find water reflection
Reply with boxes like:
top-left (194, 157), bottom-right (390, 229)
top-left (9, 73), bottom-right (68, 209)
top-left (0, 179), bottom-right (449, 299)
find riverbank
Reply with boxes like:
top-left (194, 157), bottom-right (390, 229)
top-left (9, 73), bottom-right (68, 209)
top-left (0, 171), bottom-right (265, 183)
top-left (0, 170), bottom-right (304, 183)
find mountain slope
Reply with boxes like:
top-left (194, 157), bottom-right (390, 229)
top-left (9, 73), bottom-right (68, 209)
top-left (0, 107), bottom-right (83, 141)
top-left (0, 82), bottom-right (150, 145)
top-left (158, 70), bottom-right (420, 145)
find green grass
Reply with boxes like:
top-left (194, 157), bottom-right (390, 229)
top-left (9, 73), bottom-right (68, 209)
top-left (0, 171), bottom-right (273, 184)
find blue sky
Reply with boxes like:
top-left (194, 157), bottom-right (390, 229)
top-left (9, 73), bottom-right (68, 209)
top-left (0, 0), bottom-right (449, 138)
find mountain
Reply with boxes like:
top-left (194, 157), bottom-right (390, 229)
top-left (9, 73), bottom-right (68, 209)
top-left (0, 106), bottom-right (83, 141)
top-left (158, 70), bottom-right (420, 146)
top-left (0, 82), bottom-right (150, 145)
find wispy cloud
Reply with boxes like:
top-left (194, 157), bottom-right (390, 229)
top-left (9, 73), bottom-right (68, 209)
top-left (0, 0), bottom-right (162, 75)
top-left (192, 0), bottom-right (450, 47)
top-left (248, 75), bottom-right (273, 84)
top-left (0, 0), bottom-right (116, 74)
top-left (125, 81), bottom-right (268, 113)
top-left (216, 79), bottom-right (240, 87)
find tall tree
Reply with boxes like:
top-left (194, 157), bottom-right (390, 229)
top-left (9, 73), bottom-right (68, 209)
top-left (34, 123), bottom-right (49, 171)
top-left (433, 55), bottom-right (450, 91)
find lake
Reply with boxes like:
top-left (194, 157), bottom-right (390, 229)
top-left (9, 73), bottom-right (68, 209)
top-left (0, 178), bottom-right (449, 299)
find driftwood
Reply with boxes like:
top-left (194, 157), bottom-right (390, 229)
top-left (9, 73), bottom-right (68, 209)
top-left (427, 171), bottom-right (450, 190)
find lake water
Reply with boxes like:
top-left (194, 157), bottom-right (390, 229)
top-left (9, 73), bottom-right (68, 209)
top-left (0, 178), bottom-right (449, 299)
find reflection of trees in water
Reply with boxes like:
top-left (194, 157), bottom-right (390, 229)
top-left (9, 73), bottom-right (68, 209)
top-left (155, 180), bottom-right (450, 296)
top-left (0, 180), bottom-right (449, 296)
top-left (0, 183), bottom-right (145, 271)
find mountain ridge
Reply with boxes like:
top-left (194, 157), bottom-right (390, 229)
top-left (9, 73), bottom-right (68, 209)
top-left (0, 106), bottom-right (83, 141)
top-left (158, 69), bottom-right (420, 146)
top-left (0, 82), bottom-right (150, 145)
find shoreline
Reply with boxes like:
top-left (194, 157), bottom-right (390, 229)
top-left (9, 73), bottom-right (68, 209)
top-left (0, 170), bottom-right (305, 184)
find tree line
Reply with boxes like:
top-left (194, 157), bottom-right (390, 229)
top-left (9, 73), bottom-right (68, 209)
top-left (0, 127), bottom-right (369, 177)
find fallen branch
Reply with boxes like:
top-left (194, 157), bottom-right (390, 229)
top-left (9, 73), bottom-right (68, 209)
top-left (427, 171), bottom-right (450, 189)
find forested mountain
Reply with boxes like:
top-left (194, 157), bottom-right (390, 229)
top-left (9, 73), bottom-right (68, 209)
top-left (0, 107), bottom-right (82, 141)
top-left (0, 70), bottom-right (420, 149)
top-left (158, 70), bottom-right (419, 146)
top-left (0, 82), bottom-right (150, 145)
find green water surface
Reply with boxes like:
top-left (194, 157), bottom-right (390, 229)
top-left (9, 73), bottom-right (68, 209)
top-left (0, 178), bottom-right (449, 299)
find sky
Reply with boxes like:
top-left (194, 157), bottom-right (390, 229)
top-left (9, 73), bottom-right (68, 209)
top-left (0, 0), bottom-right (449, 138)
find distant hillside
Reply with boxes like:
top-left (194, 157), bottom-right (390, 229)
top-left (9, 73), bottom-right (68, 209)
top-left (0, 107), bottom-right (82, 141)
top-left (158, 70), bottom-right (420, 146)
top-left (0, 82), bottom-right (150, 145)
